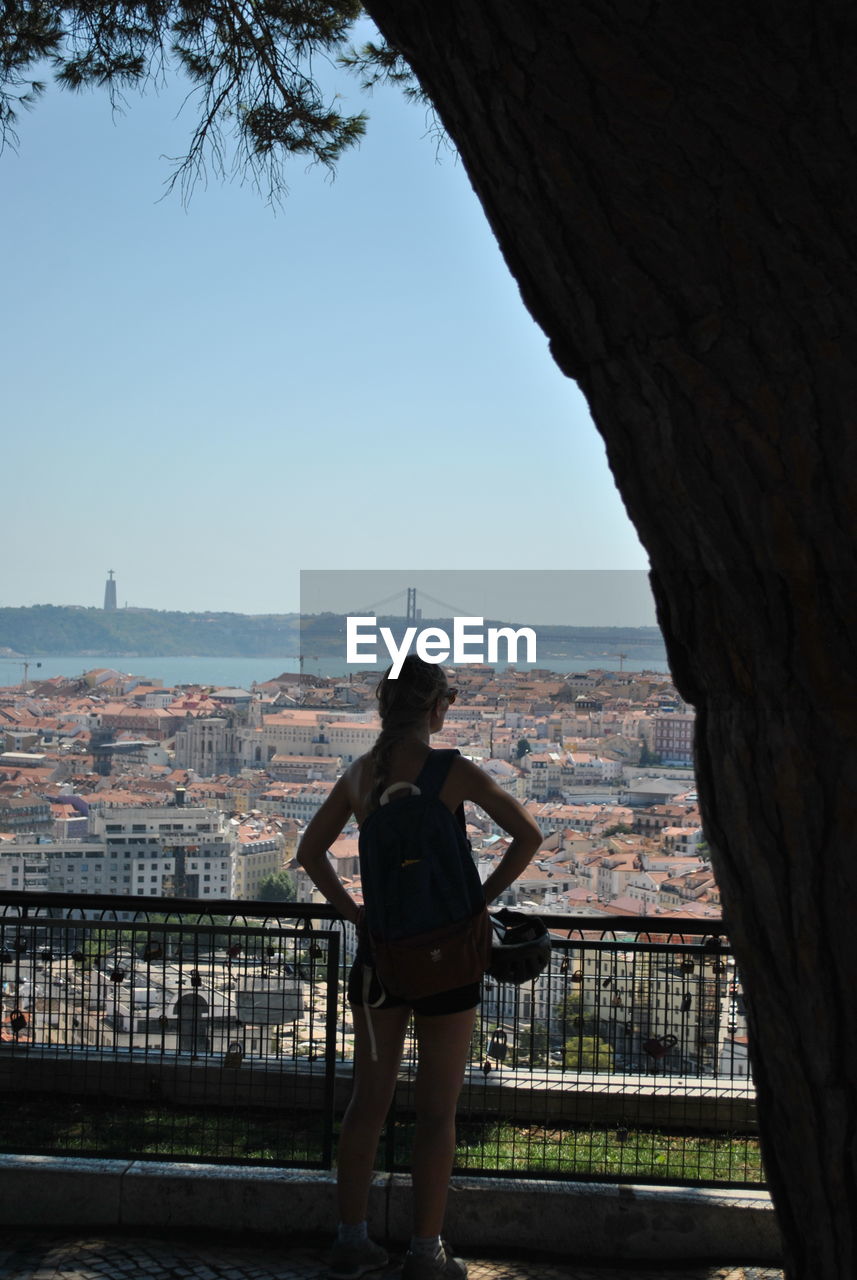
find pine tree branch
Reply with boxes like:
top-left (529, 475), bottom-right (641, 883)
top-left (0, 0), bottom-right (373, 200)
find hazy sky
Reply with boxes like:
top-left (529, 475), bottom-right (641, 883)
top-left (2, 22), bottom-right (647, 615)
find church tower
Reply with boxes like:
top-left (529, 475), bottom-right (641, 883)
top-left (103, 570), bottom-right (117, 611)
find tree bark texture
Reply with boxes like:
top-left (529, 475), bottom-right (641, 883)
top-left (363, 3), bottom-right (857, 1276)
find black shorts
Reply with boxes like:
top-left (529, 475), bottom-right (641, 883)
top-left (347, 960), bottom-right (480, 1016)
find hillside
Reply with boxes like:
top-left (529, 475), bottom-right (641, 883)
top-left (0, 606), bottom-right (301, 657)
top-left (0, 606), bottom-right (667, 664)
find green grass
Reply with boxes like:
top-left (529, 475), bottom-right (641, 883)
top-left (384, 1118), bottom-right (763, 1186)
top-left (0, 1095), bottom-right (325, 1165)
top-left (0, 1096), bottom-right (764, 1185)
top-left (450, 1119), bottom-right (763, 1184)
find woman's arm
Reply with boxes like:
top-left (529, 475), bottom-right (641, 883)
top-left (296, 774), bottom-right (361, 925)
top-left (454, 758), bottom-right (543, 904)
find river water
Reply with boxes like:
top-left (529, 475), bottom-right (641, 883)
top-left (2, 651), bottom-right (671, 689)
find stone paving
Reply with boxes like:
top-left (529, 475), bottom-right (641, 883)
top-left (0, 1233), bottom-right (785, 1280)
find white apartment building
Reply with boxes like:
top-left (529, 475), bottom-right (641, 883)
top-left (231, 826), bottom-right (289, 899)
top-left (0, 801), bottom-right (237, 903)
top-left (0, 844), bottom-right (58, 892)
top-left (565, 752), bottom-right (624, 784)
top-left (526, 753), bottom-right (565, 799)
top-left (89, 803), bottom-right (234, 898)
top-left (318, 720), bottom-right (378, 761)
top-left (256, 713), bottom-right (378, 762)
top-left (256, 782), bottom-right (333, 822)
top-left (0, 839), bottom-right (110, 893)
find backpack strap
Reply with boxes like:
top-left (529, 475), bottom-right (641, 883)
top-left (414, 749), bottom-right (468, 838)
top-left (414, 748), bottom-right (460, 796)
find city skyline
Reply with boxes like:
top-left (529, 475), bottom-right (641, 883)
top-left (5, 568), bottom-right (658, 628)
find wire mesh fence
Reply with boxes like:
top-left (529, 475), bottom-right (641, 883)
top-left (0, 895), bottom-right (343, 1166)
top-left (0, 895), bottom-right (762, 1187)
top-left (390, 919), bottom-right (761, 1189)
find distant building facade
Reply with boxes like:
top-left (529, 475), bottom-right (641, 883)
top-left (0, 801), bottom-right (236, 900)
top-left (652, 712), bottom-right (695, 765)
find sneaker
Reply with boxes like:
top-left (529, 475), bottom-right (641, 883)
top-left (328, 1235), bottom-right (390, 1279)
top-left (400, 1241), bottom-right (467, 1279)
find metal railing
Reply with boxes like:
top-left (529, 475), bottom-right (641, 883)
top-left (455, 920), bottom-right (758, 1187)
top-left (0, 893), bottom-right (761, 1188)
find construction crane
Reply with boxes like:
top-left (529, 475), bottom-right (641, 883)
top-left (0, 658), bottom-right (42, 690)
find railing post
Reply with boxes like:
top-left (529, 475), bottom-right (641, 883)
top-left (321, 927), bottom-right (340, 1170)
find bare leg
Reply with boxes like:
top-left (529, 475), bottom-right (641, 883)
top-left (410, 1007), bottom-right (477, 1238)
top-left (337, 1003), bottom-right (411, 1224)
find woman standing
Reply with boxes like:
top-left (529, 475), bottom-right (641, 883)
top-left (297, 656), bottom-right (542, 1279)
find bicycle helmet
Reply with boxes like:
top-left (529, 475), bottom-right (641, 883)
top-left (487, 908), bottom-right (552, 985)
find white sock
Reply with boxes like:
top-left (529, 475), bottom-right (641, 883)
top-left (409, 1235), bottom-right (442, 1258)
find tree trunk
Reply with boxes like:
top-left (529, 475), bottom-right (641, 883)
top-left (363, 3), bottom-right (857, 1275)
